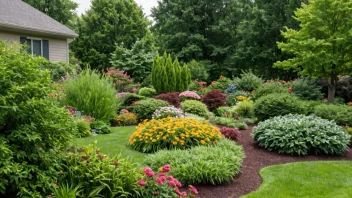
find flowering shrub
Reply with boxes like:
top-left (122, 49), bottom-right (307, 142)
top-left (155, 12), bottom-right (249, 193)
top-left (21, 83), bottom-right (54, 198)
top-left (236, 96), bottom-right (249, 102)
top-left (138, 164), bottom-right (198, 198)
top-left (208, 76), bottom-right (232, 91)
top-left (179, 91), bottom-right (201, 100)
top-left (154, 92), bottom-right (181, 108)
top-left (129, 117), bottom-right (222, 153)
top-left (152, 107), bottom-right (186, 119)
top-left (348, 102), bottom-right (352, 106)
top-left (180, 100), bottom-right (209, 118)
top-left (226, 91), bottom-right (249, 106)
top-left (115, 112), bottom-right (138, 126)
top-left (106, 68), bottom-right (134, 92)
top-left (201, 89), bottom-right (227, 111)
top-left (220, 127), bottom-right (241, 141)
top-left (132, 99), bottom-right (169, 120)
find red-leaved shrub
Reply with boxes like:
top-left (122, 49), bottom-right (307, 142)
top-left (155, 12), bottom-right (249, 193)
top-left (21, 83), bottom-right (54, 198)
top-left (201, 89), bottom-right (227, 111)
top-left (220, 127), bottom-right (241, 141)
top-left (154, 92), bottom-right (180, 108)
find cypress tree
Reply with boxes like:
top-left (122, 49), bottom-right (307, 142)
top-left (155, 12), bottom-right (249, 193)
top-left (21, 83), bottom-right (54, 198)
top-left (173, 58), bottom-right (182, 92)
top-left (184, 64), bottom-right (192, 90)
top-left (165, 54), bottom-right (176, 92)
top-left (152, 55), bottom-right (162, 93)
top-left (160, 63), bottom-right (168, 93)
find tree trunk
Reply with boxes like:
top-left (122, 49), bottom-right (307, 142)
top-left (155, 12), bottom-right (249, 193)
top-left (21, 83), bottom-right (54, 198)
top-left (328, 71), bottom-right (337, 103)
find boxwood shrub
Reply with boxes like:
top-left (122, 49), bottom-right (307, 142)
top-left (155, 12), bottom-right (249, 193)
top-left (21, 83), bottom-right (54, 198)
top-left (132, 98), bottom-right (169, 120)
top-left (180, 100), bottom-right (209, 118)
top-left (314, 104), bottom-right (352, 126)
top-left (144, 139), bottom-right (244, 185)
top-left (252, 114), bottom-right (351, 155)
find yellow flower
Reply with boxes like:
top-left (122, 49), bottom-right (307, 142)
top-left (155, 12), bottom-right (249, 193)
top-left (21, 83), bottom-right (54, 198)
top-left (152, 139), bottom-right (157, 143)
top-left (200, 140), bottom-right (206, 145)
top-left (172, 141), bottom-right (177, 145)
top-left (163, 136), bottom-right (167, 140)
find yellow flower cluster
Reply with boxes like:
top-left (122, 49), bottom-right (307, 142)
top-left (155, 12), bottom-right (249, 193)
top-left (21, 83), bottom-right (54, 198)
top-left (236, 96), bottom-right (249, 101)
top-left (129, 117), bottom-right (223, 153)
top-left (115, 112), bottom-right (137, 126)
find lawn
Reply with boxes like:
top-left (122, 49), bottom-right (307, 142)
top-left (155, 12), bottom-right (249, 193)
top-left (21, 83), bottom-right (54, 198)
top-left (242, 161), bottom-right (352, 198)
top-left (74, 126), bottom-right (146, 164)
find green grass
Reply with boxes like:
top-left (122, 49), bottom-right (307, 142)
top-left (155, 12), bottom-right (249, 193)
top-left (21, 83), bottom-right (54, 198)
top-left (242, 161), bottom-right (352, 198)
top-left (75, 126), bottom-right (146, 164)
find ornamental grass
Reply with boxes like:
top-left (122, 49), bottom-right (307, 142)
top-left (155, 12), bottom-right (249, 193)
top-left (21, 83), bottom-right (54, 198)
top-left (129, 117), bottom-right (222, 153)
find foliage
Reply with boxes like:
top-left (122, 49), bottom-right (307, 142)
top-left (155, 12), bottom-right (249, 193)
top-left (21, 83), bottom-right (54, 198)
top-left (180, 100), bottom-right (209, 118)
top-left (213, 117), bottom-right (248, 130)
top-left (60, 143), bottom-right (142, 197)
top-left (214, 107), bottom-right (232, 118)
top-left (274, 0), bottom-right (352, 103)
top-left (233, 70), bottom-right (263, 92)
top-left (0, 42), bottom-right (77, 197)
top-left (23, 0), bottom-right (78, 26)
top-left (252, 82), bottom-right (288, 100)
top-left (106, 68), bottom-right (135, 92)
top-left (234, 101), bottom-right (254, 118)
top-left (225, 84), bottom-right (237, 94)
top-left (179, 91), bottom-right (201, 101)
top-left (144, 139), bottom-right (244, 185)
top-left (63, 69), bottom-right (117, 122)
top-left (74, 118), bottom-right (92, 138)
top-left (140, 74), bottom-right (153, 88)
top-left (154, 92), bottom-right (181, 108)
top-left (132, 99), bottom-right (169, 120)
top-left (336, 76), bottom-right (352, 103)
top-left (138, 87), bottom-right (157, 97)
top-left (314, 104), bottom-right (352, 126)
top-left (226, 91), bottom-right (249, 106)
top-left (254, 93), bottom-right (304, 121)
top-left (187, 60), bottom-right (209, 81)
top-left (110, 30), bottom-right (158, 82)
top-left (201, 89), bottom-right (227, 111)
top-left (252, 114), bottom-right (351, 155)
top-left (209, 77), bottom-right (232, 92)
top-left (129, 118), bottom-right (222, 153)
top-left (137, 165), bottom-right (198, 198)
top-left (291, 78), bottom-right (323, 101)
top-left (185, 114), bottom-right (207, 122)
top-left (220, 127), bottom-right (241, 141)
top-left (115, 112), bottom-right (138, 126)
top-left (152, 53), bottom-right (191, 93)
top-left (52, 183), bottom-right (82, 198)
top-left (90, 121), bottom-right (111, 134)
top-left (40, 61), bottom-right (79, 82)
top-left (152, 107), bottom-right (186, 119)
top-left (299, 100), bottom-right (322, 115)
top-left (72, 0), bottom-right (148, 70)
top-left (120, 93), bottom-right (146, 107)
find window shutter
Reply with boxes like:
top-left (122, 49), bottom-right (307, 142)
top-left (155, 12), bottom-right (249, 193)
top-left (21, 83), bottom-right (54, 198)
top-left (43, 40), bottom-right (49, 60)
top-left (20, 37), bottom-right (26, 44)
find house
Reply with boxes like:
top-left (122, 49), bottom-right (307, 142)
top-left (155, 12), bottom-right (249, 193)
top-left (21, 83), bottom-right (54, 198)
top-left (0, 0), bottom-right (78, 63)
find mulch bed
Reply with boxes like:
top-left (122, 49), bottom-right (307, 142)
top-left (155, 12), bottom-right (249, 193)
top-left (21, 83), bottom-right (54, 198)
top-left (195, 125), bottom-right (352, 198)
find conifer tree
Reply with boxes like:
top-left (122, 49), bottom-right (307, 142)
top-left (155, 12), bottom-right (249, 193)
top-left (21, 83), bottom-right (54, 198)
top-left (173, 58), bottom-right (182, 91)
top-left (165, 54), bottom-right (176, 92)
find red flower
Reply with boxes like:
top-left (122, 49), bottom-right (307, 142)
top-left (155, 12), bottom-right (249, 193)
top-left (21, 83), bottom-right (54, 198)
top-left (133, 87), bottom-right (137, 93)
top-left (144, 168), bottom-right (155, 178)
top-left (154, 191), bottom-right (159, 195)
top-left (288, 87), bottom-right (292, 93)
top-left (162, 164), bottom-right (171, 172)
top-left (156, 176), bottom-right (166, 184)
top-left (158, 172), bottom-right (166, 177)
top-left (137, 179), bottom-right (147, 186)
top-left (168, 180), bottom-right (176, 187)
top-left (175, 180), bottom-right (182, 187)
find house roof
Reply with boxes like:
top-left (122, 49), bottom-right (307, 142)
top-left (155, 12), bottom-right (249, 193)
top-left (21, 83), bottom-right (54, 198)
top-left (0, 0), bottom-right (78, 38)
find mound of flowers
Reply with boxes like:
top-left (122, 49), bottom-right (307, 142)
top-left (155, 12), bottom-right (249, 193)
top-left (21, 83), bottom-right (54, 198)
top-left (152, 106), bottom-right (186, 119)
top-left (129, 117), bottom-right (222, 153)
top-left (179, 91), bottom-right (201, 100)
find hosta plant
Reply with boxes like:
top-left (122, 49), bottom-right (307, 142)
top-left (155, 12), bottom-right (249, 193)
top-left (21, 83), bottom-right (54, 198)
top-left (129, 117), bottom-right (222, 153)
top-left (152, 106), bottom-right (186, 119)
top-left (252, 114), bottom-right (351, 155)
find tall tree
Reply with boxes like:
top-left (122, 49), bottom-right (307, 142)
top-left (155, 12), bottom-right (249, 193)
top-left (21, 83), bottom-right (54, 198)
top-left (23, 0), bottom-right (78, 26)
top-left (72, 0), bottom-right (149, 70)
top-left (274, 0), bottom-right (352, 103)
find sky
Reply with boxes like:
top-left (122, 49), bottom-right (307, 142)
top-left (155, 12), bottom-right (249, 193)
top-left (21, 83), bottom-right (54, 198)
top-left (74, 0), bottom-right (159, 18)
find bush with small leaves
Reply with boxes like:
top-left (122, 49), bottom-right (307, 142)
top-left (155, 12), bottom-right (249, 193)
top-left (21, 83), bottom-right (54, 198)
top-left (179, 91), bottom-right (201, 101)
top-left (180, 100), bottom-right (209, 118)
top-left (138, 87), bottom-right (157, 97)
top-left (201, 89), bottom-right (227, 111)
top-left (152, 106), bottom-right (186, 119)
top-left (252, 114), bottom-right (351, 155)
top-left (253, 82), bottom-right (288, 100)
top-left (226, 91), bottom-right (249, 106)
top-left (291, 78), bottom-right (323, 101)
top-left (220, 127), bottom-right (241, 141)
top-left (74, 118), bottom-right (92, 138)
top-left (233, 70), bottom-right (263, 92)
top-left (209, 77), bottom-right (232, 91)
top-left (234, 100), bottom-right (254, 118)
top-left (115, 112), bottom-right (138, 126)
top-left (132, 98), bottom-right (169, 120)
top-left (314, 104), bottom-right (352, 126)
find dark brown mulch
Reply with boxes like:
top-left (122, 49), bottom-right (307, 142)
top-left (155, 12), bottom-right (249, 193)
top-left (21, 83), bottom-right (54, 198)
top-left (195, 125), bottom-right (352, 198)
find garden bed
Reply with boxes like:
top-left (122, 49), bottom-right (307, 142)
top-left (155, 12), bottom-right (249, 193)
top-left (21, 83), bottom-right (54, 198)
top-left (195, 125), bottom-right (352, 198)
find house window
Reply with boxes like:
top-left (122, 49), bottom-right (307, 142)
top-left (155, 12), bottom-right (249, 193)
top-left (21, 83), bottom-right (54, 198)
top-left (25, 38), bottom-right (43, 56)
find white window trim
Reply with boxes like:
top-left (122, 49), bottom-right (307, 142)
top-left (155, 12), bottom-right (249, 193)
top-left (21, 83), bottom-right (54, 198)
top-left (26, 37), bottom-right (43, 56)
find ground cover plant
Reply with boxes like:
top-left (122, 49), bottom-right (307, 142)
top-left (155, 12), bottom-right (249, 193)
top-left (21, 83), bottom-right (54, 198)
top-left (252, 114), bottom-right (351, 155)
top-left (129, 117), bottom-right (222, 153)
top-left (145, 139), bottom-right (245, 185)
top-left (213, 117), bottom-right (248, 130)
top-left (243, 161), bottom-right (352, 198)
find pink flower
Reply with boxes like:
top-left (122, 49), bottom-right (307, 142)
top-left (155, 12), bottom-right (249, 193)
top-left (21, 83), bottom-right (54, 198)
top-left (189, 185), bottom-right (198, 195)
top-left (168, 180), bottom-right (176, 187)
top-left (167, 176), bottom-right (174, 181)
top-left (181, 192), bottom-right (187, 197)
top-left (288, 87), bottom-right (292, 93)
top-left (133, 87), bottom-right (137, 93)
top-left (137, 179), bottom-right (146, 186)
top-left (175, 180), bottom-right (182, 187)
top-left (154, 191), bottom-right (159, 195)
top-left (175, 189), bottom-right (182, 196)
top-left (179, 91), bottom-right (201, 100)
top-left (156, 176), bottom-right (166, 184)
top-left (162, 164), bottom-right (171, 172)
top-left (144, 168), bottom-right (155, 178)
top-left (158, 172), bottom-right (166, 177)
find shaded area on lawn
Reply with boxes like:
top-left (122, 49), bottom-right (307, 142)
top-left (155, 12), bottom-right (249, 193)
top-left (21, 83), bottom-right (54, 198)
top-left (74, 126), bottom-right (146, 164)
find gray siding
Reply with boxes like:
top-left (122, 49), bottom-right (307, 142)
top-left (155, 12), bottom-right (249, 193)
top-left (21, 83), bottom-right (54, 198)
top-left (0, 31), bottom-right (20, 42)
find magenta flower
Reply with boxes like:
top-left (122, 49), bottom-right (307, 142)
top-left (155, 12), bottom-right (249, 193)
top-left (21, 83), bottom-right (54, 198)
top-left (162, 164), bottom-right (171, 172)
top-left (137, 179), bottom-right (147, 186)
top-left (179, 91), bottom-right (201, 100)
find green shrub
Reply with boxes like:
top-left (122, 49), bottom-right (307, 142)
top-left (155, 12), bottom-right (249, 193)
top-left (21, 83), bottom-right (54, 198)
top-left (254, 93), bottom-right (304, 121)
top-left (185, 113), bottom-right (207, 121)
top-left (300, 100), bottom-right (322, 115)
top-left (233, 70), bottom-right (263, 92)
top-left (0, 41), bottom-right (77, 196)
top-left (63, 69), bottom-right (117, 122)
top-left (74, 119), bottom-right (91, 138)
top-left (314, 104), bottom-right (352, 126)
top-left (291, 78), bottom-right (323, 101)
top-left (180, 100), bottom-right (209, 118)
top-left (209, 77), bottom-right (232, 91)
top-left (144, 139), bottom-right (245, 185)
top-left (138, 87), bottom-right (157, 97)
top-left (226, 91), bottom-right (249, 106)
top-left (345, 127), bottom-right (352, 142)
top-left (187, 59), bottom-right (209, 81)
top-left (252, 114), bottom-right (351, 155)
top-left (213, 117), bottom-right (248, 130)
top-left (90, 121), bottom-right (111, 134)
top-left (234, 101), bottom-right (254, 118)
top-left (253, 82), bottom-right (287, 99)
top-left (140, 73), bottom-right (153, 88)
top-left (40, 61), bottom-right (79, 82)
top-left (60, 143), bottom-right (141, 197)
top-left (214, 106), bottom-right (232, 117)
top-left (115, 112), bottom-right (138, 126)
top-left (132, 98), bottom-right (169, 120)
top-left (121, 93), bottom-right (146, 107)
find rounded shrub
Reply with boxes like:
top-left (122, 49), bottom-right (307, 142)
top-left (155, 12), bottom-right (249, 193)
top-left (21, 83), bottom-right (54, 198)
top-left (63, 69), bottom-right (117, 122)
top-left (138, 87), bottom-right (157, 97)
top-left (74, 118), bottom-right (92, 138)
top-left (208, 77), bottom-right (232, 91)
top-left (253, 82), bottom-right (287, 100)
top-left (132, 98), bottom-right (169, 120)
top-left (234, 100), bottom-right (254, 118)
top-left (220, 127), bottom-right (241, 141)
top-left (233, 70), bottom-right (263, 92)
top-left (180, 100), bottom-right (209, 118)
top-left (179, 91), bottom-right (201, 101)
top-left (201, 89), bottom-right (227, 111)
top-left (115, 112), bottom-right (138, 126)
top-left (291, 78), bottom-right (323, 101)
top-left (129, 117), bottom-right (222, 153)
top-left (120, 93), bottom-right (146, 107)
top-left (154, 92), bottom-right (180, 108)
top-left (314, 104), bottom-right (352, 126)
top-left (226, 91), bottom-right (249, 106)
top-left (144, 139), bottom-right (244, 185)
top-left (152, 106), bottom-right (186, 119)
top-left (252, 114), bottom-right (351, 155)
top-left (254, 93), bottom-right (304, 121)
